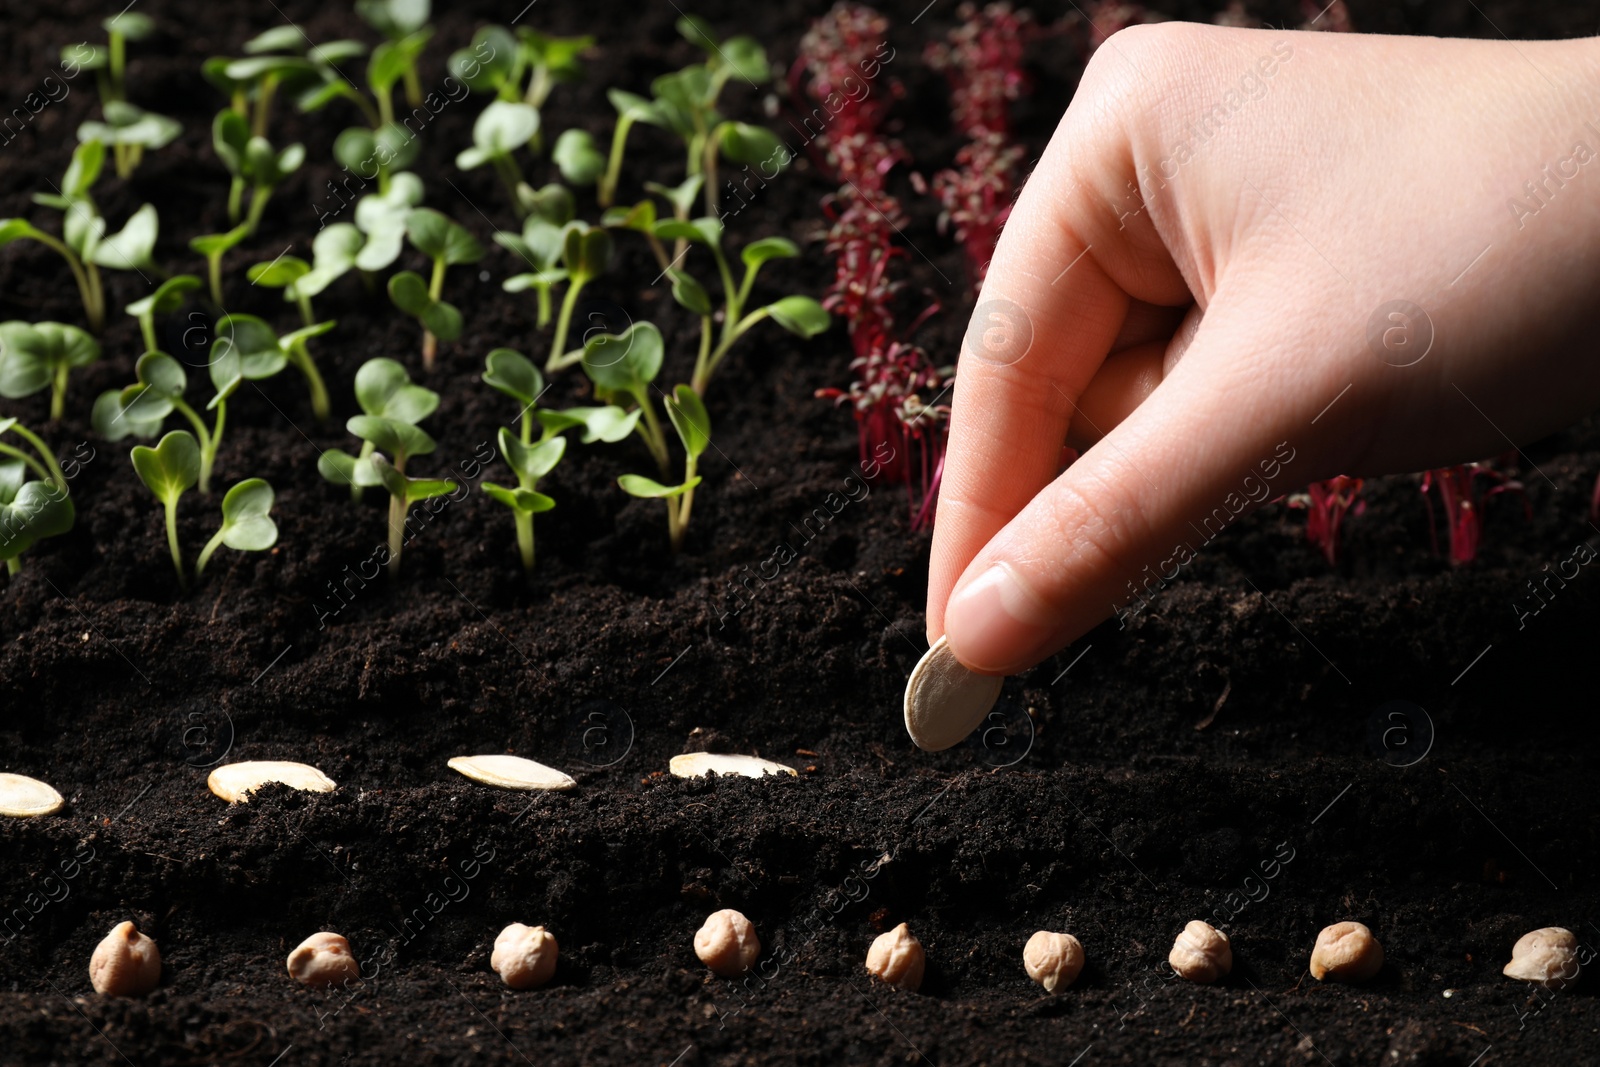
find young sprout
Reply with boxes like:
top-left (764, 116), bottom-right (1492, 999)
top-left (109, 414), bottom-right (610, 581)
top-left (544, 224), bottom-right (612, 373)
top-left (457, 101), bottom-right (541, 213)
top-left (247, 255), bottom-right (319, 327)
top-left (189, 225), bottom-right (252, 305)
top-left (0, 143), bottom-right (107, 331)
top-left (212, 110), bottom-right (305, 233)
top-left (69, 13), bottom-right (183, 178)
top-left (649, 218), bottom-right (830, 394)
top-left (387, 208), bottom-right (484, 370)
top-left (598, 89), bottom-right (667, 208)
top-left (349, 171), bottom-right (425, 273)
top-left (450, 24), bottom-right (592, 153)
top-left (317, 380), bottom-right (453, 574)
top-left (93, 347), bottom-right (242, 493)
top-left (0, 458), bottom-right (75, 578)
top-left (356, 0), bottom-right (433, 108)
top-left (321, 28), bottom-right (429, 196)
top-left (0, 321), bottom-right (101, 421)
top-left (582, 323), bottom-right (706, 551)
top-left (0, 417), bottom-right (70, 492)
top-left (125, 276), bottom-right (202, 354)
top-left (497, 184), bottom-right (574, 328)
top-left (480, 349), bottom-right (640, 574)
top-left (90, 202), bottom-right (164, 279)
top-left (652, 16), bottom-right (780, 214)
top-left (323, 357), bottom-right (438, 501)
top-left (212, 314), bottom-right (334, 420)
top-left (552, 129), bottom-right (604, 186)
top-left (208, 26), bottom-right (367, 137)
top-left (130, 430), bottom-right (277, 588)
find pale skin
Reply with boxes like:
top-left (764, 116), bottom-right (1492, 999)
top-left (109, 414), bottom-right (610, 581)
top-left (928, 24), bottom-right (1600, 675)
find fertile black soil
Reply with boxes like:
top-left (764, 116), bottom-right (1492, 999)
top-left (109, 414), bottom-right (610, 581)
top-left (2, 1), bottom-right (1598, 1064)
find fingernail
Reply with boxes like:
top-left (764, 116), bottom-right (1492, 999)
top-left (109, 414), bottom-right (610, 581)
top-left (944, 563), bottom-right (1056, 673)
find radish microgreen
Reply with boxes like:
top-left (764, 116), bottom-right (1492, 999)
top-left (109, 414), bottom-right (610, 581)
top-left (213, 110), bottom-right (305, 234)
top-left (456, 101), bottom-right (540, 213)
top-left (212, 314), bottom-right (334, 421)
top-left (93, 346), bottom-right (242, 493)
top-left (387, 208), bottom-right (484, 369)
top-left (321, 357), bottom-right (438, 502)
top-left (0, 456), bottom-right (74, 577)
top-left (69, 13), bottom-right (183, 178)
top-left (126, 276), bottom-right (203, 354)
top-left (130, 430), bottom-right (277, 588)
top-left (319, 402), bottom-right (453, 575)
top-left (0, 322), bottom-right (101, 421)
top-left (189, 224), bottom-right (252, 305)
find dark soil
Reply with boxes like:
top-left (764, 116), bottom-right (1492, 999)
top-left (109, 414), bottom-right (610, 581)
top-left (2, 0), bottom-right (1598, 1064)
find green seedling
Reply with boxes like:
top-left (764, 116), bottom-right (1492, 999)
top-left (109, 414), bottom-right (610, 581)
top-left (321, 357), bottom-right (438, 502)
top-left (649, 218), bottom-right (829, 394)
top-left (212, 313), bottom-right (333, 420)
top-left (456, 101), bottom-right (540, 213)
top-left (126, 275), bottom-right (202, 353)
top-left (357, 0), bottom-right (433, 108)
top-left (130, 430), bottom-right (277, 588)
top-left (0, 458), bottom-right (75, 577)
top-left (598, 89), bottom-right (666, 208)
top-left (92, 346), bottom-right (242, 493)
top-left (552, 129), bottom-right (604, 186)
top-left (207, 25), bottom-right (367, 136)
top-left (312, 23), bottom-right (429, 196)
top-left (213, 110), bottom-right (306, 233)
top-left (0, 417), bottom-right (70, 492)
top-left (305, 172), bottom-right (426, 299)
top-left (544, 224), bottom-right (612, 374)
top-left (613, 374), bottom-right (708, 552)
top-left (450, 24), bottom-right (592, 152)
top-left (247, 255), bottom-right (320, 326)
top-left (497, 183), bottom-right (573, 327)
top-left (0, 143), bottom-right (106, 331)
top-left (387, 208), bottom-right (484, 370)
top-left (189, 224), bottom-right (251, 305)
top-left (581, 321), bottom-right (673, 477)
top-left (67, 13), bottom-right (183, 178)
top-left (318, 397), bottom-right (452, 574)
top-left (0, 322), bottom-right (101, 421)
top-left (648, 16), bottom-right (779, 214)
top-left (480, 347), bottom-right (637, 572)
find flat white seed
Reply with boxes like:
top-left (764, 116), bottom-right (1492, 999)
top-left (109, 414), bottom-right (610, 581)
top-left (1309, 921), bottom-right (1384, 983)
top-left (1023, 930), bottom-right (1085, 993)
top-left (903, 635), bottom-right (1004, 752)
top-left (208, 761), bottom-right (337, 803)
top-left (866, 922), bottom-right (925, 991)
top-left (1504, 926), bottom-right (1581, 989)
top-left (694, 909), bottom-right (761, 978)
top-left (287, 931), bottom-right (360, 988)
top-left (492, 923), bottom-right (559, 989)
top-left (1169, 920), bottom-right (1232, 984)
top-left (669, 753), bottom-right (798, 780)
top-left (448, 755), bottom-right (576, 792)
top-left (89, 921), bottom-right (161, 997)
top-left (0, 772), bottom-right (64, 817)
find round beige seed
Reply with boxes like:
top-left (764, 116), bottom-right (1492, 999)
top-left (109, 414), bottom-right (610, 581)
top-left (287, 931), bottom-right (360, 988)
top-left (1023, 930), bottom-right (1085, 993)
top-left (89, 921), bottom-right (161, 997)
top-left (208, 761), bottom-right (336, 803)
top-left (1309, 921), bottom-right (1384, 983)
top-left (1169, 920), bottom-right (1232, 984)
top-left (669, 753), bottom-right (798, 780)
top-left (694, 909), bottom-right (761, 978)
top-left (448, 755), bottom-right (576, 791)
top-left (1504, 926), bottom-right (1581, 989)
top-left (491, 923), bottom-right (559, 989)
top-left (903, 635), bottom-right (1004, 752)
top-left (866, 922), bottom-right (925, 991)
top-left (0, 772), bottom-right (64, 817)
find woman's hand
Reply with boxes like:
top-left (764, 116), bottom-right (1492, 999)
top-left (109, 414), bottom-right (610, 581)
top-left (927, 24), bottom-right (1600, 674)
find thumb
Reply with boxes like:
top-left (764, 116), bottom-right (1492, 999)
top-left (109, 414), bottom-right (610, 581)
top-left (942, 300), bottom-right (1321, 675)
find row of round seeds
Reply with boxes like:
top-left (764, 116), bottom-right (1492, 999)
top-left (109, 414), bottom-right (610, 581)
top-left (8, 765), bottom-right (1582, 996)
top-left (81, 911), bottom-right (1586, 998)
